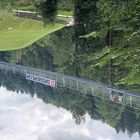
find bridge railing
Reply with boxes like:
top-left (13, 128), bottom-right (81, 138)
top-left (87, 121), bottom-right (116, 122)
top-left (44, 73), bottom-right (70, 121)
top-left (0, 61), bottom-right (140, 110)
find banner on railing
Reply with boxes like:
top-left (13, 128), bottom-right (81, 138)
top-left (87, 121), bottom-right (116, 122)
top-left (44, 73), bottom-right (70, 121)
top-left (26, 74), bottom-right (55, 87)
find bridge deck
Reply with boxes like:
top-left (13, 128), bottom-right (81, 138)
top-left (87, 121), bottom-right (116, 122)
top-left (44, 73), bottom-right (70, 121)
top-left (0, 61), bottom-right (140, 110)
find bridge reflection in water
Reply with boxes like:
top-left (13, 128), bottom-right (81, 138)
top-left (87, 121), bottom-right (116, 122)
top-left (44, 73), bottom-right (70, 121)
top-left (0, 61), bottom-right (140, 110)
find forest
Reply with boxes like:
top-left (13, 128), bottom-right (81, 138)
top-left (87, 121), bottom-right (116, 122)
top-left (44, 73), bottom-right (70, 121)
top-left (0, 0), bottom-right (140, 91)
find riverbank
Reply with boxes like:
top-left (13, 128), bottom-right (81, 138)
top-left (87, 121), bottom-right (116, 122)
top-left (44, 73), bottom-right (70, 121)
top-left (0, 14), bottom-right (64, 51)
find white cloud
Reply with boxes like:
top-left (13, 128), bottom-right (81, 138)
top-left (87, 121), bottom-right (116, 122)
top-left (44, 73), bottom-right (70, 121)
top-left (0, 86), bottom-right (139, 140)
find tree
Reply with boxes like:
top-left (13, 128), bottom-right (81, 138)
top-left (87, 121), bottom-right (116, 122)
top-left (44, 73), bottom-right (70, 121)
top-left (80, 0), bottom-right (140, 87)
top-left (58, 0), bottom-right (74, 17)
top-left (0, 0), bottom-right (15, 10)
top-left (35, 0), bottom-right (58, 24)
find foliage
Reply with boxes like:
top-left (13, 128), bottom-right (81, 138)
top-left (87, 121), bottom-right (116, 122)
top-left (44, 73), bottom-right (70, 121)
top-left (35, 0), bottom-right (58, 24)
top-left (58, 0), bottom-right (74, 11)
top-left (0, 0), bottom-right (16, 10)
top-left (79, 0), bottom-right (140, 86)
top-left (0, 0), bottom-right (139, 89)
top-left (0, 69), bottom-right (140, 136)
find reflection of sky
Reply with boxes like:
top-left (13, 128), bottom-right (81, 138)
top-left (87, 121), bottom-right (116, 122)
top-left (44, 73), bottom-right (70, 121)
top-left (0, 86), bottom-right (139, 140)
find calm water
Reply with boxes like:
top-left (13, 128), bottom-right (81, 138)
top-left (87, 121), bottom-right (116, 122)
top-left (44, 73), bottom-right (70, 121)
top-left (0, 82), bottom-right (140, 140)
top-left (0, 72), bottom-right (140, 140)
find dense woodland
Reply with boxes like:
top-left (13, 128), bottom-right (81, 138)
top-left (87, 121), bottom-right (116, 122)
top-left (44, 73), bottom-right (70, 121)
top-left (0, 0), bottom-right (140, 91)
top-left (74, 0), bottom-right (140, 89)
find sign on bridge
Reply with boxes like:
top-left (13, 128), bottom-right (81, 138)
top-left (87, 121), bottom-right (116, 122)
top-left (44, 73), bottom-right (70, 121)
top-left (26, 74), bottom-right (55, 87)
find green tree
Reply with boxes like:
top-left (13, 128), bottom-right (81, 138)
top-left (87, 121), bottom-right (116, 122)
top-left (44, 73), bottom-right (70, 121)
top-left (35, 0), bottom-right (58, 24)
top-left (0, 0), bottom-right (16, 10)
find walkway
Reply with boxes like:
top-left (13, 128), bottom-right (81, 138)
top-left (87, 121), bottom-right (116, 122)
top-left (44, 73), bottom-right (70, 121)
top-left (0, 61), bottom-right (140, 110)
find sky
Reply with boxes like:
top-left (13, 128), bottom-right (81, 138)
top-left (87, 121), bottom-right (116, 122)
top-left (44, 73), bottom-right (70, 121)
top-left (0, 86), bottom-right (139, 140)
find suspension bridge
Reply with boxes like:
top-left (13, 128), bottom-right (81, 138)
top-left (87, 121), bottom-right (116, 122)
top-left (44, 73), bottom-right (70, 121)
top-left (0, 61), bottom-right (140, 110)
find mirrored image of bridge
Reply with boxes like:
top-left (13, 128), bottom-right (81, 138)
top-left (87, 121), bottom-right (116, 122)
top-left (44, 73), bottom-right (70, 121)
top-left (0, 61), bottom-right (140, 110)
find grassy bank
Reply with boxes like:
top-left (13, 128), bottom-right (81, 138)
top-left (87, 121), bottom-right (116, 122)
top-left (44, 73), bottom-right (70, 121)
top-left (58, 10), bottom-right (73, 16)
top-left (0, 14), bottom-right (64, 51)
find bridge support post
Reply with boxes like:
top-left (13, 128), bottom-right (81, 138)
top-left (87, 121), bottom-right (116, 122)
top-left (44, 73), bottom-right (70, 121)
top-left (92, 85), bottom-right (94, 96)
top-left (70, 80), bottom-right (71, 90)
top-left (130, 96), bottom-right (132, 107)
top-left (123, 93), bottom-right (126, 104)
top-left (102, 87), bottom-right (104, 102)
top-left (84, 84), bottom-right (87, 97)
top-left (55, 75), bottom-right (58, 88)
top-left (55, 79), bottom-right (57, 88)
top-left (12, 67), bottom-right (15, 74)
top-left (5, 66), bottom-right (7, 76)
top-left (76, 81), bottom-right (79, 90)
top-left (63, 77), bottom-right (65, 87)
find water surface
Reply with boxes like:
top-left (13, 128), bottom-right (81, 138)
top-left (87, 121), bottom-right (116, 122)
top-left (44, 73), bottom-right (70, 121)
top-left (0, 72), bottom-right (140, 140)
top-left (0, 16), bottom-right (140, 140)
top-left (0, 87), bottom-right (140, 140)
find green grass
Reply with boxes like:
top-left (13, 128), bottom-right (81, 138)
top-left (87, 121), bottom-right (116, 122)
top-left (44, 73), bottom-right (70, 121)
top-left (58, 10), bottom-right (73, 16)
top-left (0, 14), bottom-right (64, 51)
top-left (15, 5), bottom-right (36, 11)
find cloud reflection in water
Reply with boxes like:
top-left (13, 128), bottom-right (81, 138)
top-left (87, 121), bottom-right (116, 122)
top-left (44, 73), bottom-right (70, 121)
top-left (0, 86), bottom-right (139, 140)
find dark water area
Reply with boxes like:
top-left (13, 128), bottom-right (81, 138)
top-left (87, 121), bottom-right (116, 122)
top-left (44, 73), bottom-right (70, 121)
top-left (0, 26), bottom-right (140, 139)
top-left (0, 71), bottom-right (140, 140)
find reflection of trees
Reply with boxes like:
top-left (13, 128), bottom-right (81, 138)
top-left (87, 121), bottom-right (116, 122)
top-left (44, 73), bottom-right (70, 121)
top-left (21, 45), bottom-right (54, 70)
top-left (0, 69), bottom-right (140, 137)
top-left (95, 97), bottom-right (125, 128)
top-left (0, 1), bottom-right (139, 132)
top-left (0, 52), bottom-right (11, 62)
top-left (116, 107), bottom-right (140, 137)
top-left (0, 44), bottom-right (55, 71)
